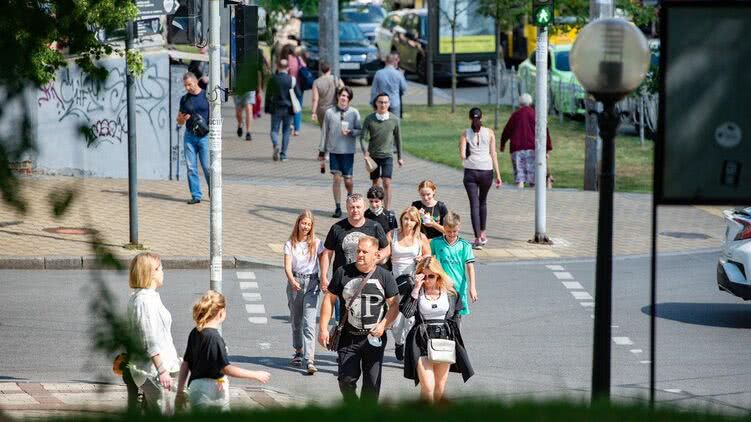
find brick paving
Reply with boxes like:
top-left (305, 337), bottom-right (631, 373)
top-left (0, 103), bottom-right (725, 268)
top-left (0, 382), bottom-right (293, 418)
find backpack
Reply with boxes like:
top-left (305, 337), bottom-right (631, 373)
top-left (297, 58), bottom-right (315, 91)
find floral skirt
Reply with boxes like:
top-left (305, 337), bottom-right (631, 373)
top-left (511, 149), bottom-right (536, 184)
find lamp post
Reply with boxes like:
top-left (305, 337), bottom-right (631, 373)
top-left (570, 18), bottom-right (650, 403)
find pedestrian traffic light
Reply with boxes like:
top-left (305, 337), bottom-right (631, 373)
top-left (533, 0), bottom-right (554, 27)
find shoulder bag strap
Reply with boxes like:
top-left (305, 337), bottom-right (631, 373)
top-left (338, 268), bottom-right (377, 327)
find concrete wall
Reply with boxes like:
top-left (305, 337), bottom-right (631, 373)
top-left (34, 52), bottom-right (174, 179)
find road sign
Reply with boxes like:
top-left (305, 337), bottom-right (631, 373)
top-left (533, 0), bottom-right (554, 27)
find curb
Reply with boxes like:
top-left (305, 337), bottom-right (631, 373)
top-left (0, 256), bottom-right (282, 270)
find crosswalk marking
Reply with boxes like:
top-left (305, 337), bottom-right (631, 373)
top-left (242, 292), bottom-right (262, 301)
top-left (554, 272), bottom-right (574, 280)
top-left (239, 281), bottom-right (258, 289)
top-left (546, 265), bottom-right (565, 271)
top-left (562, 281), bottom-right (584, 290)
top-left (580, 302), bottom-right (594, 307)
top-left (613, 337), bottom-right (633, 345)
top-left (571, 291), bottom-right (593, 300)
top-left (248, 317), bottom-right (268, 324)
top-left (245, 304), bottom-right (266, 314)
top-left (236, 271), bottom-right (256, 280)
top-left (630, 349), bottom-right (643, 354)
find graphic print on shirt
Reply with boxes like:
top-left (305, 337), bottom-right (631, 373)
top-left (341, 231), bottom-right (368, 265)
top-left (342, 278), bottom-right (386, 330)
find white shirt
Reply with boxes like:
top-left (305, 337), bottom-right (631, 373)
top-left (418, 289), bottom-right (450, 321)
top-left (284, 238), bottom-right (324, 274)
top-left (127, 289), bottom-right (181, 387)
top-left (463, 127), bottom-right (493, 171)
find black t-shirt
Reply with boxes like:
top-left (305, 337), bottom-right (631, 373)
top-left (179, 91), bottom-right (210, 133)
top-left (364, 209), bottom-right (398, 234)
top-left (324, 218), bottom-right (388, 272)
top-left (411, 200), bottom-right (449, 239)
top-left (183, 327), bottom-right (230, 385)
top-left (328, 263), bottom-right (399, 333)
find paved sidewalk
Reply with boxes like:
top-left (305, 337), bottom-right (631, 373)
top-left (0, 102), bottom-right (725, 268)
top-left (0, 382), bottom-right (294, 419)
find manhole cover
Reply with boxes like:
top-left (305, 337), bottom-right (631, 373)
top-left (659, 231), bottom-right (711, 240)
top-left (43, 227), bottom-right (99, 235)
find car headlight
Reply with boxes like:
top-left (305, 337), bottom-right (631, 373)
top-left (366, 51), bottom-right (377, 62)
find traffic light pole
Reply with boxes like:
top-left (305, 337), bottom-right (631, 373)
top-left (532, 26), bottom-right (550, 244)
top-left (209, 0), bottom-right (223, 306)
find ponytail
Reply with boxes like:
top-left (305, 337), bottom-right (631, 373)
top-left (192, 290), bottom-right (226, 331)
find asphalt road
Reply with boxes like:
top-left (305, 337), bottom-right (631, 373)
top-left (2, 251), bottom-right (749, 414)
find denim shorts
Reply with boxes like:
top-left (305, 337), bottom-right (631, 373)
top-left (369, 156), bottom-right (393, 180)
top-left (329, 153), bottom-right (354, 177)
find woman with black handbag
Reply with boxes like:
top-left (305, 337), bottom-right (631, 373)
top-left (402, 256), bottom-right (473, 402)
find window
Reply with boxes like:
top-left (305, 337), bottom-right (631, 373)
top-left (555, 51), bottom-right (571, 72)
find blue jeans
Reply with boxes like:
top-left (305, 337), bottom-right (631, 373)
top-left (294, 91), bottom-right (304, 131)
top-left (271, 109), bottom-right (293, 158)
top-left (184, 131), bottom-right (210, 200)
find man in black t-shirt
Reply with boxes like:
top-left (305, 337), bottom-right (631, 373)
top-left (319, 236), bottom-right (400, 401)
top-left (320, 193), bottom-right (390, 292)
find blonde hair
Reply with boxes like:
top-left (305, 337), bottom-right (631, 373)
top-left (399, 206), bottom-right (422, 237)
top-left (443, 211), bottom-right (461, 229)
top-left (289, 210), bottom-right (318, 259)
top-left (416, 256), bottom-right (456, 296)
top-left (417, 179), bottom-right (437, 193)
top-left (129, 252), bottom-right (161, 289)
top-left (193, 290), bottom-right (226, 331)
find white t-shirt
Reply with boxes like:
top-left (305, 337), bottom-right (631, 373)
top-left (284, 238), bottom-right (324, 275)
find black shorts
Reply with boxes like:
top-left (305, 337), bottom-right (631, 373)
top-left (369, 156), bottom-right (394, 180)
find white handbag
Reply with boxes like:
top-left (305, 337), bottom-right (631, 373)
top-left (427, 338), bottom-right (456, 364)
top-left (289, 77), bottom-right (302, 114)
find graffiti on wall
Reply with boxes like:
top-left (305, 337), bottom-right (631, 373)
top-left (37, 58), bottom-right (169, 147)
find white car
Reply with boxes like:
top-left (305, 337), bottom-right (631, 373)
top-left (717, 207), bottom-right (751, 300)
top-left (374, 10), bottom-right (407, 62)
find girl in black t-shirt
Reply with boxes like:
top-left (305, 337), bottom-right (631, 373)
top-left (411, 180), bottom-right (449, 240)
top-left (176, 291), bottom-right (271, 411)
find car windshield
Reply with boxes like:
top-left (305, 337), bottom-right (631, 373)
top-left (343, 8), bottom-right (385, 23)
top-left (302, 22), bottom-right (364, 42)
top-left (555, 51), bottom-right (571, 72)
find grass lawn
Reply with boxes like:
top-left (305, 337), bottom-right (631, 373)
top-left (304, 104), bottom-right (653, 192)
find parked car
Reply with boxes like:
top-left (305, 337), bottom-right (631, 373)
top-left (717, 207), bottom-right (751, 301)
top-left (375, 9), bottom-right (407, 62)
top-left (341, 4), bottom-right (387, 43)
top-left (517, 43), bottom-right (586, 116)
top-left (391, 9), bottom-right (488, 82)
top-left (299, 18), bottom-right (381, 82)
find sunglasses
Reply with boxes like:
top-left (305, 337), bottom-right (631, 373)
top-left (423, 273), bottom-right (438, 280)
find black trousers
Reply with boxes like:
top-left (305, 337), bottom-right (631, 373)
top-left (337, 331), bottom-right (387, 402)
top-left (463, 169), bottom-right (493, 238)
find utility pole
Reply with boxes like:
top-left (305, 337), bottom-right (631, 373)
top-left (584, 0), bottom-right (613, 190)
top-left (531, 0), bottom-right (553, 244)
top-left (125, 16), bottom-right (139, 247)
top-left (426, 0), bottom-right (434, 107)
top-left (208, 0), bottom-right (223, 298)
top-left (319, 0), bottom-right (339, 77)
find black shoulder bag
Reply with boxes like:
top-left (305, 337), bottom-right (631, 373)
top-left (184, 94), bottom-right (210, 137)
top-left (327, 268), bottom-right (376, 352)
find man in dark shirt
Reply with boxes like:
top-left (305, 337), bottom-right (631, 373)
top-left (319, 236), bottom-right (400, 401)
top-left (177, 72), bottom-right (211, 204)
top-left (320, 193), bottom-right (390, 291)
top-left (264, 58), bottom-right (301, 162)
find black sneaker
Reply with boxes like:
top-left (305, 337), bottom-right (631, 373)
top-left (187, 198), bottom-right (201, 205)
top-left (245, 132), bottom-right (252, 141)
top-left (395, 344), bottom-right (404, 361)
top-left (290, 352), bottom-right (303, 367)
top-left (273, 148), bottom-right (280, 161)
top-left (332, 208), bottom-right (342, 218)
top-left (236, 127), bottom-right (243, 137)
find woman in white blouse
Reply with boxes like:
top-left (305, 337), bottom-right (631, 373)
top-left (283, 210), bottom-right (326, 375)
top-left (127, 252), bottom-right (181, 414)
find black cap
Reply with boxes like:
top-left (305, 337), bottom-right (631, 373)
top-left (469, 107), bottom-right (482, 119)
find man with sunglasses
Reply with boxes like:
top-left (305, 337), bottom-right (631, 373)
top-left (360, 92), bottom-right (403, 211)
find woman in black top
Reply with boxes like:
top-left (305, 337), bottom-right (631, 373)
top-left (402, 257), bottom-right (473, 402)
top-left (411, 180), bottom-right (449, 239)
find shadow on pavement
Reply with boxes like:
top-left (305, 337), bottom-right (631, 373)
top-left (101, 189), bottom-right (185, 203)
top-left (229, 355), bottom-right (338, 376)
top-left (642, 302), bottom-right (751, 329)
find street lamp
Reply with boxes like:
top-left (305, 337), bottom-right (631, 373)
top-left (570, 18), bottom-right (650, 403)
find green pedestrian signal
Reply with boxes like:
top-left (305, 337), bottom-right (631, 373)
top-left (532, 0), bottom-right (554, 27)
